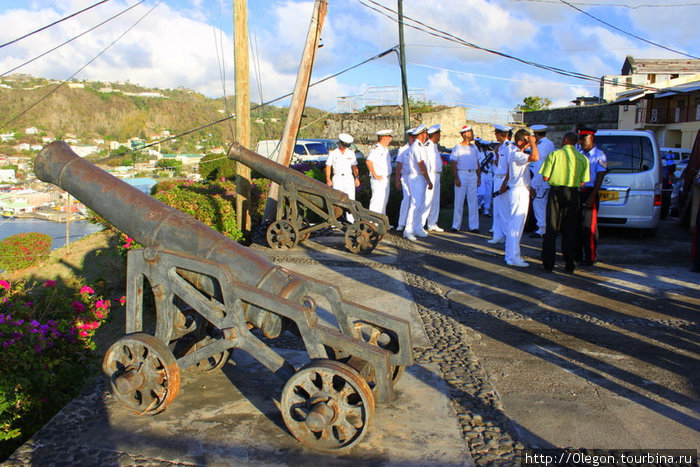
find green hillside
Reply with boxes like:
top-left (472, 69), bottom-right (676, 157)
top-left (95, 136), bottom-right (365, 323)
top-left (0, 74), bottom-right (327, 154)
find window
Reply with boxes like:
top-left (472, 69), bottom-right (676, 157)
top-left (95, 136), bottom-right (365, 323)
top-left (596, 135), bottom-right (655, 173)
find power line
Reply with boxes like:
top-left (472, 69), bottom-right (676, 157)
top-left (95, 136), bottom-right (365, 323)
top-left (0, 2), bottom-right (161, 131)
top-left (356, 0), bottom-right (660, 92)
top-left (0, 0), bottom-right (113, 49)
top-left (1, 0), bottom-right (147, 78)
top-left (138, 47), bottom-right (398, 152)
top-left (558, 0), bottom-right (699, 59)
top-left (512, 0), bottom-right (700, 8)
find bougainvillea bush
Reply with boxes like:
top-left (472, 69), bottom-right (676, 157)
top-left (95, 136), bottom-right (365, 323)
top-left (0, 233), bottom-right (52, 272)
top-left (0, 279), bottom-right (118, 460)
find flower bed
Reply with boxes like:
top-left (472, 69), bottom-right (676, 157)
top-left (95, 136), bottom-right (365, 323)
top-left (0, 279), bottom-right (121, 460)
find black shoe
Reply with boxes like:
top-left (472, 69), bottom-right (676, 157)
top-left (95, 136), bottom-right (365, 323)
top-left (565, 264), bottom-right (575, 273)
top-left (543, 266), bottom-right (553, 272)
top-left (581, 260), bottom-right (595, 266)
top-left (529, 232), bottom-right (543, 238)
top-left (469, 229), bottom-right (479, 233)
top-left (450, 228), bottom-right (461, 233)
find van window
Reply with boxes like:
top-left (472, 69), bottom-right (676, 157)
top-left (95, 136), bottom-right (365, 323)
top-left (304, 143), bottom-right (328, 155)
top-left (294, 144), bottom-right (306, 155)
top-left (595, 135), bottom-right (655, 173)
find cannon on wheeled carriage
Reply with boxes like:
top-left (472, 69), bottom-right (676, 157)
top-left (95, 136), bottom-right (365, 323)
top-left (35, 141), bottom-right (412, 452)
top-left (228, 142), bottom-right (389, 254)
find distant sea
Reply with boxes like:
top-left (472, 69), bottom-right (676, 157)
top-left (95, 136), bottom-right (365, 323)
top-left (0, 218), bottom-right (103, 251)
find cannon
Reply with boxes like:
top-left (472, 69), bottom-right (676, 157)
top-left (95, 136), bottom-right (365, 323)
top-left (228, 143), bottom-right (389, 254)
top-left (35, 142), bottom-right (412, 452)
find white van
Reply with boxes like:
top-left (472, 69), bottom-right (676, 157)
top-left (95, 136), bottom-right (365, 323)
top-left (594, 130), bottom-right (662, 231)
top-left (254, 139), bottom-right (333, 163)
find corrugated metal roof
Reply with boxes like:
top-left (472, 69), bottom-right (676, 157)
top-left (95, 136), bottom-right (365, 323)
top-left (622, 56), bottom-right (700, 75)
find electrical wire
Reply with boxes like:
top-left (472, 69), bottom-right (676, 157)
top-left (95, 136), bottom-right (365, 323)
top-left (356, 0), bottom-right (661, 92)
top-left (558, 0), bottom-right (699, 59)
top-left (0, 0), bottom-right (113, 49)
top-left (1, 0), bottom-right (147, 78)
top-left (138, 47), bottom-right (397, 152)
top-left (0, 2), bottom-right (161, 131)
top-left (207, 0), bottom-right (235, 140)
top-left (512, 0), bottom-right (700, 8)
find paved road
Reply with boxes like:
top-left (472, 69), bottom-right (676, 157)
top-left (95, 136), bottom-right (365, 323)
top-left (6, 216), bottom-right (699, 465)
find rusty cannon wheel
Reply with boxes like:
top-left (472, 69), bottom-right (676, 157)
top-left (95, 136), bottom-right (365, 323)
top-left (344, 221), bottom-right (379, 254)
top-left (102, 333), bottom-right (181, 415)
top-left (280, 359), bottom-right (375, 452)
top-left (266, 219), bottom-right (300, 250)
top-left (331, 322), bottom-right (405, 393)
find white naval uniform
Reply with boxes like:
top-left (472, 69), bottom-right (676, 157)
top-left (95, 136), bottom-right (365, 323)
top-left (530, 136), bottom-right (555, 235)
top-left (491, 141), bottom-right (512, 241)
top-left (396, 143), bottom-right (412, 229)
top-left (405, 140), bottom-right (431, 236)
top-left (451, 143), bottom-right (482, 231)
top-left (478, 150), bottom-right (493, 215)
top-left (423, 139), bottom-right (442, 228)
top-left (326, 147), bottom-right (358, 223)
top-left (367, 143), bottom-right (392, 215)
top-left (505, 147), bottom-right (532, 264)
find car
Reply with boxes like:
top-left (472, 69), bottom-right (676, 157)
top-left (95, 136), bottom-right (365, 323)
top-left (593, 130), bottom-right (662, 231)
top-left (254, 139), bottom-right (334, 163)
top-left (660, 147), bottom-right (691, 162)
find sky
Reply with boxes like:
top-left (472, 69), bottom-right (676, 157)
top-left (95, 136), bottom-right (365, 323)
top-left (1, 0), bottom-right (699, 117)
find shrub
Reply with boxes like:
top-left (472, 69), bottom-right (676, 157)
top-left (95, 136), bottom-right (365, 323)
top-left (0, 279), bottom-right (116, 460)
top-left (250, 178), bottom-right (270, 226)
top-left (199, 153), bottom-right (237, 180)
top-left (0, 233), bottom-right (52, 272)
top-left (153, 181), bottom-right (243, 241)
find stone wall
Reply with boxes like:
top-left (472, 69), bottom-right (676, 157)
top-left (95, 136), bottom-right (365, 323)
top-left (322, 106), bottom-right (521, 153)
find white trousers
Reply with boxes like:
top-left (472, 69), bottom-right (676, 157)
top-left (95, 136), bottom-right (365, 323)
top-left (491, 174), bottom-right (507, 240)
top-left (369, 177), bottom-right (390, 215)
top-left (397, 176), bottom-right (411, 228)
top-left (478, 172), bottom-right (493, 213)
top-left (406, 177), bottom-right (427, 235)
top-left (452, 171), bottom-right (479, 230)
top-left (332, 174), bottom-right (355, 223)
top-left (505, 185), bottom-right (530, 263)
top-left (423, 171), bottom-right (441, 227)
top-left (532, 186), bottom-right (549, 234)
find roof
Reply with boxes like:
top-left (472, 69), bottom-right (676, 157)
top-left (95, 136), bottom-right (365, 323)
top-left (622, 56), bottom-right (700, 75)
top-left (613, 79), bottom-right (700, 103)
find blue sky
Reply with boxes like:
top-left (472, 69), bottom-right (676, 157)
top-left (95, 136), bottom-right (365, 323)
top-left (1, 0), bottom-right (699, 114)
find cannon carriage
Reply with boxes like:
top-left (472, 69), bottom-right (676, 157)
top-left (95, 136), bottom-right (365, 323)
top-left (228, 143), bottom-right (389, 254)
top-left (35, 141), bottom-right (412, 451)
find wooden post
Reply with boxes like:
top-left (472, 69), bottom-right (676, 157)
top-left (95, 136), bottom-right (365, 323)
top-left (263, 0), bottom-right (328, 222)
top-left (398, 0), bottom-right (410, 139)
top-left (234, 0), bottom-right (251, 234)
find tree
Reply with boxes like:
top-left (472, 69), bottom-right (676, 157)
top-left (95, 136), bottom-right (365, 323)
top-left (516, 96), bottom-right (552, 112)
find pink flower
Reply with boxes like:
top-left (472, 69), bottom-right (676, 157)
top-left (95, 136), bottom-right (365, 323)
top-left (72, 301), bottom-right (85, 313)
top-left (78, 330), bottom-right (89, 337)
top-left (44, 280), bottom-right (57, 287)
top-left (80, 286), bottom-right (95, 294)
top-left (118, 296), bottom-right (126, 305)
top-left (0, 280), bottom-right (9, 291)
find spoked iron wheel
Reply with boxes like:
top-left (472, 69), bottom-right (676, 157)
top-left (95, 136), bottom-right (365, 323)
top-left (266, 219), bottom-right (300, 250)
top-left (344, 221), bottom-right (379, 254)
top-left (331, 322), bottom-right (405, 393)
top-left (102, 333), bottom-right (180, 415)
top-left (280, 359), bottom-right (375, 452)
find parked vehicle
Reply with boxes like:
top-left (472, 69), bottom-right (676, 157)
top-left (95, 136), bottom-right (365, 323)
top-left (254, 139), bottom-right (333, 163)
top-left (593, 130), bottom-right (662, 231)
top-left (660, 147), bottom-right (691, 162)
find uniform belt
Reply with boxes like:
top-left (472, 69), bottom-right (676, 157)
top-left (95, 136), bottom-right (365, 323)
top-left (458, 169), bottom-right (476, 172)
top-left (494, 173), bottom-right (507, 177)
top-left (335, 173), bottom-right (351, 177)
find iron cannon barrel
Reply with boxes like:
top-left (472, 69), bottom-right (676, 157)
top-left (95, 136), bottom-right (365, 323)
top-left (35, 141), bottom-right (302, 336)
top-left (227, 142), bottom-right (350, 202)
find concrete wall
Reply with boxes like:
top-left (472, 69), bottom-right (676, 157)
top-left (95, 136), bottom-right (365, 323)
top-left (523, 104), bottom-right (619, 131)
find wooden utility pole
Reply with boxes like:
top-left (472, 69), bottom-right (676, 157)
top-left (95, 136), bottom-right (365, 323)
top-left (398, 0), bottom-right (410, 139)
top-left (263, 0), bottom-right (328, 222)
top-left (234, 0), bottom-right (251, 234)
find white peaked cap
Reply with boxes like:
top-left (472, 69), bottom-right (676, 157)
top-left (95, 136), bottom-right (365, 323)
top-left (338, 133), bottom-right (354, 144)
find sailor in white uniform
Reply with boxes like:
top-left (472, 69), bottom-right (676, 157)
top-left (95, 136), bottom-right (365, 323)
top-left (366, 129), bottom-right (393, 215)
top-left (395, 128), bottom-right (415, 231)
top-left (529, 124), bottom-right (555, 238)
top-left (488, 124), bottom-right (513, 244)
top-left (423, 124), bottom-right (444, 232)
top-left (450, 125), bottom-right (482, 232)
top-left (403, 125), bottom-right (433, 241)
top-left (325, 132), bottom-right (359, 223)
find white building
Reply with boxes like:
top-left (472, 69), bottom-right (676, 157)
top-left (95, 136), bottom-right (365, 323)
top-left (71, 145), bottom-right (99, 158)
top-left (25, 127), bottom-right (39, 135)
top-left (0, 169), bottom-right (16, 183)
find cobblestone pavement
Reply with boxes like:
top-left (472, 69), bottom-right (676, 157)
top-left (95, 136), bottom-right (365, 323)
top-left (6, 217), bottom-right (699, 465)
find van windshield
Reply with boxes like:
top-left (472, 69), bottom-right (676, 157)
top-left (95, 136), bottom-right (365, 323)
top-left (595, 135), bottom-right (655, 173)
top-left (303, 143), bottom-right (329, 155)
